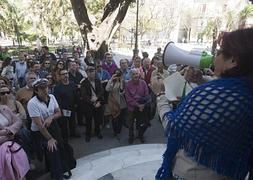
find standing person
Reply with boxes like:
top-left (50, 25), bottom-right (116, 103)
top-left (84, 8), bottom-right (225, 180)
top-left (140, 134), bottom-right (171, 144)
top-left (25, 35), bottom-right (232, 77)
top-left (131, 56), bottom-right (145, 79)
top-left (153, 28), bottom-right (253, 180)
top-left (1, 57), bottom-right (16, 88)
top-left (119, 59), bottom-right (131, 83)
top-left (41, 59), bottom-right (52, 75)
top-left (40, 46), bottom-right (57, 65)
top-left (125, 68), bottom-right (150, 144)
top-left (52, 60), bottom-right (65, 84)
top-left (84, 50), bottom-right (95, 66)
top-left (68, 60), bottom-right (84, 126)
top-left (142, 57), bottom-right (155, 86)
top-left (154, 47), bottom-right (162, 59)
top-left (102, 52), bottom-right (118, 76)
top-left (27, 78), bottom-right (63, 180)
top-left (16, 71), bottom-right (37, 130)
top-left (31, 61), bottom-right (47, 79)
top-left (54, 69), bottom-right (79, 141)
top-left (106, 69), bottom-right (127, 137)
top-left (80, 66), bottom-right (104, 142)
top-left (15, 52), bottom-right (27, 88)
top-left (151, 60), bottom-right (170, 81)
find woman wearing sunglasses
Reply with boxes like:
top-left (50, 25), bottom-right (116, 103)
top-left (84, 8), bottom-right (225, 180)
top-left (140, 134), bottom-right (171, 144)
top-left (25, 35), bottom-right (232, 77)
top-left (0, 86), bottom-right (26, 126)
top-left (0, 86), bottom-right (29, 180)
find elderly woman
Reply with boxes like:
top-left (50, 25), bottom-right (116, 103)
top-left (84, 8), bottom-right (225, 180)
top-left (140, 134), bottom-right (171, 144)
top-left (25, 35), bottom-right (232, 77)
top-left (0, 86), bottom-right (26, 126)
top-left (106, 69), bottom-right (127, 137)
top-left (0, 100), bottom-right (29, 180)
top-left (0, 96), bottom-right (22, 144)
top-left (153, 28), bottom-right (253, 180)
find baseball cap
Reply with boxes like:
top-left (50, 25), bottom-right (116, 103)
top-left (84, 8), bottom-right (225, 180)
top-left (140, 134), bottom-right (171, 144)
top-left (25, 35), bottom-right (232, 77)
top-left (32, 78), bottom-right (49, 88)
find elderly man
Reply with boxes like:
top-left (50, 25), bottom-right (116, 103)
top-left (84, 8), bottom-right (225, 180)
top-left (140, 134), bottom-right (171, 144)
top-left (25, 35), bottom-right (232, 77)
top-left (125, 68), bottom-right (150, 144)
top-left (119, 58), bottom-right (131, 83)
top-left (80, 65), bottom-right (104, 142)
top-left (15, 52), bottom-right (28, 88)
top-left (16, 71), bottom-right (37, 130)
top-left (102, 52), bottom-right (118, 76)
top-left (27, 78), bottom-right (63, 180)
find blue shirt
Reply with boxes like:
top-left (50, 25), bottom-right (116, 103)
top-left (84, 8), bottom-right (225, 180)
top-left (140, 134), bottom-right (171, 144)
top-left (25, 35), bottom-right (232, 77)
top-left (96, 70), bottom-right (111, 81)
top-left (15, 61), bottom-right (27, 78)
top-left (122, 68), bottom-right (131, 82)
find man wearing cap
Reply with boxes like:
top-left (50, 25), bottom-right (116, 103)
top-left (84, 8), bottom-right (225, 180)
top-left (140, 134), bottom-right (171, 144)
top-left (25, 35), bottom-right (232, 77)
top-left (80, 65), bottom-right (104, 142)
top-left (27, 78), bottom-right (63, 179)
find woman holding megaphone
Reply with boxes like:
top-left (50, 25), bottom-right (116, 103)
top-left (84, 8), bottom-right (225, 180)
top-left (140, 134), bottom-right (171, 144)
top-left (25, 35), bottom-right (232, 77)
top-left (152, 28), bottom-right (253, 180)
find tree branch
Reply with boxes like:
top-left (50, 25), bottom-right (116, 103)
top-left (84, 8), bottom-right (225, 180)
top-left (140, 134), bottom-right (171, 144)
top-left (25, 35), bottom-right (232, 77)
top-left (70, 0), bottom-right (92, 32)
top-left (101, 0), bottom-right (124, 22)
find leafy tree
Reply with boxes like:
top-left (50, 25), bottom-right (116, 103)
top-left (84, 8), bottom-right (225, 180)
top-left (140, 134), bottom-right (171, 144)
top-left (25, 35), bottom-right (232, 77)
top-left (1, 0), bottom-right (35, 46)
top-left (225, 11), bottom-right (237, 31)
top-left (238, 4), bottom-right (253, 29)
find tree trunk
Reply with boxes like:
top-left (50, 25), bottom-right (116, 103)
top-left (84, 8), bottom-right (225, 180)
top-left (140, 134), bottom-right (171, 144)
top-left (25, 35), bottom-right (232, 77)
top-left (70, 0), bottom-right (133, 52)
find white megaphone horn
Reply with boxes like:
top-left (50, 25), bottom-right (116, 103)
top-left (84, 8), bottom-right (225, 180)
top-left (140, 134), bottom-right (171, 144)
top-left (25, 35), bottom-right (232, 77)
top-left (163, 42), bottom-right (213, 69)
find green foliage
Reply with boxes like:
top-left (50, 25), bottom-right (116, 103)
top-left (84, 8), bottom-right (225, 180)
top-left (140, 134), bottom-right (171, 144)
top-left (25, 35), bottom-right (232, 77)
top-left (239, 4), bottom-right (253, 20)
top-left (201, 17), bottom-right (221, 39)
top-left (86, 0), bottom-right (106, 14)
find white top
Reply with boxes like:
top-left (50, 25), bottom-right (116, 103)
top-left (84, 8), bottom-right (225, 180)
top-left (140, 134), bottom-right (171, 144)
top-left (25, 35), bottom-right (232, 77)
top-left (0, 113), bottom-right (9, 127)
top-left (27, 94), bottom-right (59, 131)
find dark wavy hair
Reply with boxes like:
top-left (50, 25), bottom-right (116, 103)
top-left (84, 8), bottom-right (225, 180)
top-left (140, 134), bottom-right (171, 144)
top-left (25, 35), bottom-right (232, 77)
top-left (220, 28), bottom-right (253, 92)
top-left (220, 28), bottom-right (253, 78)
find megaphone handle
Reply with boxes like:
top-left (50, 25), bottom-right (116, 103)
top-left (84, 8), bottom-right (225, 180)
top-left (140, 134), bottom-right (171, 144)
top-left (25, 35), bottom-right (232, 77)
top-left (182, 81), bottom-right (187, 99)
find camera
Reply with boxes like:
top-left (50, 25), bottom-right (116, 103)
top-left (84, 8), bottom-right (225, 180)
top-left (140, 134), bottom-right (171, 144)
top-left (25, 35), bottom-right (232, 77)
top-left (115, 71), bottom-right (122, 77)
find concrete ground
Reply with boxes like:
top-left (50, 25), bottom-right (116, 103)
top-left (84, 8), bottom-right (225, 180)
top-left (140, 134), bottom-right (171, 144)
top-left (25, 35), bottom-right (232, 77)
top-left (28, 115), bottom-right (166, 180)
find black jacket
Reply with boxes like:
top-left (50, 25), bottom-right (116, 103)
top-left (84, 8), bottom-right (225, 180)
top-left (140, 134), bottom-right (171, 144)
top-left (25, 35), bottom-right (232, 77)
top-left (80, 78), bottom-right (104, 106)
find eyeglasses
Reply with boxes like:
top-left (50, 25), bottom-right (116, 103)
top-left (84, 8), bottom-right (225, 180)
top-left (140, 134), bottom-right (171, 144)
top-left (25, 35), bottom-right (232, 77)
top-left (45, 63), bottom-right (50, 65)
top-left (0, 91), bottom-right (10, 95)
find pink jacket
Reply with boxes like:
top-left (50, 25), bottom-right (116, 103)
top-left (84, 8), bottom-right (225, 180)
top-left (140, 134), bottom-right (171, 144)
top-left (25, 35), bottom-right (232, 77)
top-left (0, 141), bottom-right (30, 180)
top-left (0, 105), bottom-right (22, 145)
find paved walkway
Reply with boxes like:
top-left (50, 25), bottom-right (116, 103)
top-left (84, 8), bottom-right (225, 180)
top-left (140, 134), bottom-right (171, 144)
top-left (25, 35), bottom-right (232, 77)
top-left (30, 116), bottom-right (166, 180)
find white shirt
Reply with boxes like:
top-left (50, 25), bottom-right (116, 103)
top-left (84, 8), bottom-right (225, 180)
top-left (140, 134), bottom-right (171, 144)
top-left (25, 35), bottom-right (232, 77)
top-left (27, 94), bottom-right (59, 131)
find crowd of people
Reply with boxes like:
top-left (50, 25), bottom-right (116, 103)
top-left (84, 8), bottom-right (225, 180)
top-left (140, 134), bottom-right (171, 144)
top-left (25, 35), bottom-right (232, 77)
top-left (0, 28), bottom-right (253, 180)
top-left (0, 44), bottom-right (170, 179)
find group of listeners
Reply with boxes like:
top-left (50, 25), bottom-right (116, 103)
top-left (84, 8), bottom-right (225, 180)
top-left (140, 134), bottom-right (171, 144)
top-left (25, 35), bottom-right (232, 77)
top-left (0, 45), bottom-right (172, 179)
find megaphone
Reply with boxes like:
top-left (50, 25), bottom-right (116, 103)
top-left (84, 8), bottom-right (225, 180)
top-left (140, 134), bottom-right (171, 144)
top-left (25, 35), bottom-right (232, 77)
top-left (163, 42), bottom-right (213, 69)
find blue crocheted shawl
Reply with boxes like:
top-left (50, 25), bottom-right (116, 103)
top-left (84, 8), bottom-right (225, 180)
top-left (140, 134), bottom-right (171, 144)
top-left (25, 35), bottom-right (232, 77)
top-left (156, 77), bottom-right (253, 180)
